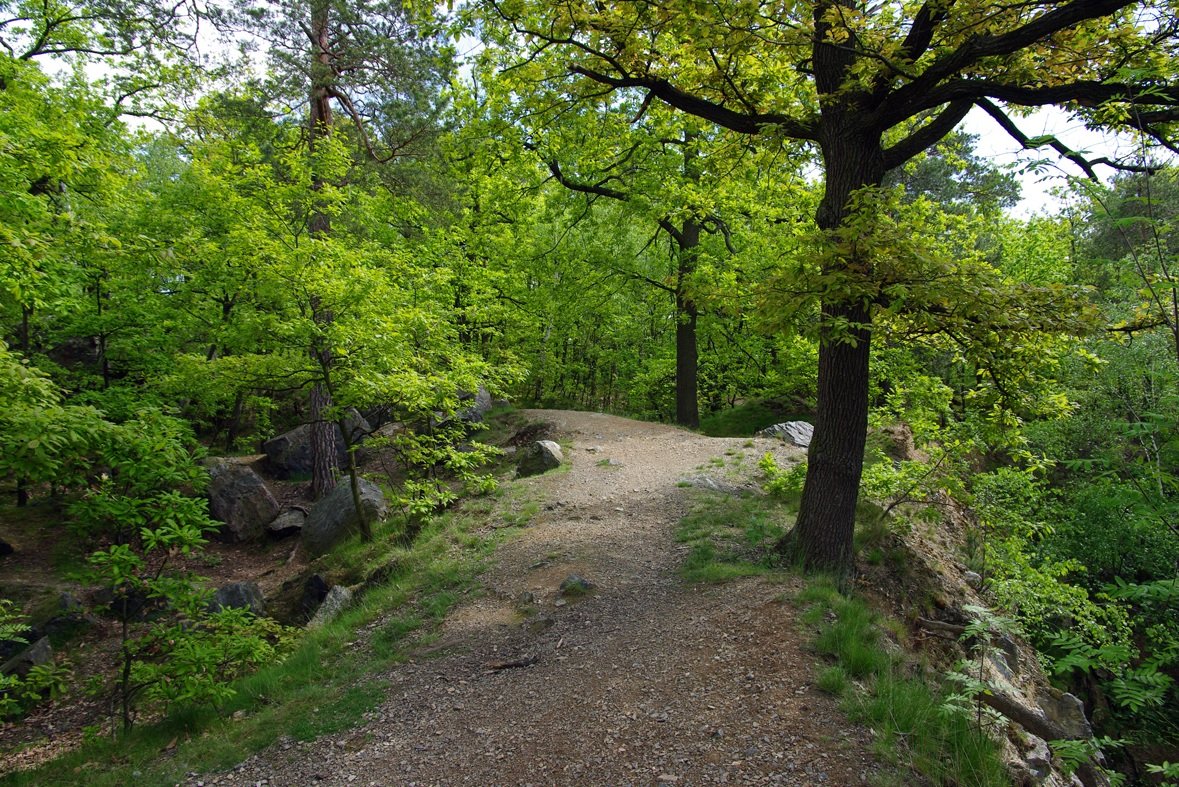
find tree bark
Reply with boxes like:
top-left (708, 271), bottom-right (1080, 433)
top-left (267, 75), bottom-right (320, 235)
top-left (674, 132), bottom-right (701, 428)
top-left (790, 300), bottom-right (871, 573)
top-left (675, 293), bottom-right (700, 428)
top-left (309, 370), bottom-right (336, 499)
top-left (785, 116), bottom-right (885, 576)
top-left (307, 0), bottom-right (339, 499)
top-left (674, 211), bottom-right (701, 427)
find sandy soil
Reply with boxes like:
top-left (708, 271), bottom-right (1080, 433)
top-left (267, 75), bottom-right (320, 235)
top-left (203, 410), bottom-right (882, 787)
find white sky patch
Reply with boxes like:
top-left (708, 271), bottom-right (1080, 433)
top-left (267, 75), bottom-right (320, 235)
top-left (960, 105), bottom-right (1147, 218)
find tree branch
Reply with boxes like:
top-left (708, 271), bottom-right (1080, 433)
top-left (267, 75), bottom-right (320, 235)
top-left (570, 65), bottom-right (817, 140)
top-left (885, 0), bottom-right (1135, 118)
top-left (657, 216), bottom-right (685, 247)
top-left (525, 143), bottom-right (630, 201)
top-left (882, 100), bottom-right (973, 168)
top-left (974, 98), bottom-right (1157, 180)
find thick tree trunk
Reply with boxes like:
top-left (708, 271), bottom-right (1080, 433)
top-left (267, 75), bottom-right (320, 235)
top-left (791, 301), bottom-right (871, 573)
top-left (785, 119), bottom-right (885, 576)
top-left (309, 374), bottom-right (336, 499)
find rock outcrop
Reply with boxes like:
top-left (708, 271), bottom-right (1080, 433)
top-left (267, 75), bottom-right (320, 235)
top-left (755, 421), bottom-right (814, 448)
top-left (516, 440), bottom-right (564, 478)
top-left (207, 461), bottom-right (279, 542)
top-left (302, 476), bottom-right (389, 557)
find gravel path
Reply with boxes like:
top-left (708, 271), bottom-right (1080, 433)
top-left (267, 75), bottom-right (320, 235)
top-left (206, 410), bottom-right (880, 787)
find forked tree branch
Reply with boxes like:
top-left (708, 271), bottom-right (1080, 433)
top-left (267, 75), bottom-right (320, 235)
top-left (974, 98), bottom-right (1159, 179)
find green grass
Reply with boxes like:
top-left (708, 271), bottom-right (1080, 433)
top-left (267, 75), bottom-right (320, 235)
top-left (2, 485), bottom-right (540, 787)
top-left (796, 580), bottom-right (1009, 787)
top-left (698, 398), bottom-right (813, 437)
top-left (813, 596), bottom-right (891, 678)
top-left (671, 484), bottom-right (1007, 787)
top-left (845, 672), bottom-right (1009, 786)
top-left (817, 665), bottom-right (849, 695)
top-left (675, 493), bottom-right (791, 582)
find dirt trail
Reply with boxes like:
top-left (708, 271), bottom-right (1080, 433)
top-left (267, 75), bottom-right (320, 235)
top-left (219, 410), bottom-right (880, 787)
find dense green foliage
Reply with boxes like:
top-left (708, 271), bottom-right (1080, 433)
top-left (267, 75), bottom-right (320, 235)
top-left (0, 0), bottom-right (1178, 783)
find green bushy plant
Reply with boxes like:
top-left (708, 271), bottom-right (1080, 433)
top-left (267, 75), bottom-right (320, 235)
top-left (0, 601), bottom-right (73, 718)
top-left (759, 452), bottom-right (807, 500)
top-left (71, 410), bottom-right (294, 731)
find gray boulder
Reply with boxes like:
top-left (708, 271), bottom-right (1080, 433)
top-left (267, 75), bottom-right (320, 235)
top-left (1, 637), bottom-right (53, 678)
top-left (678, 475), bottom-right (749, 496)
top-left (262, 409), bottom-right (372, 478)
top-left (755, 421), bottom-right (814, 448)
top-left (456, 387), bottom-right (494, 423)
top-left (516, 440), bottom-right (564, 478)
top-left (303, 476), bottom-right (389, 557)
top-left (261, 424), bottom-right (316, 478)
top-left (338, 407), bottom-right (374, 445)
top-left (307, 585), bottom-right (353, 629)
top-left (1039, 690), bottom-right (1093, 740)
top-left (207, 461), bottom-right (279, 542)
top-left (209, 582), bottom-right (267, 617)
top-left (268, 509), bottom-right (306, 539)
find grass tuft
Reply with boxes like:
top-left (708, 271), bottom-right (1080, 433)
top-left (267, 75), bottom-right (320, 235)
top-left (698, 399), bottom-right (812, 437)
top-left (798, 581), bottom-right (1008, 787)
top-left (817, 665), bottom-right (849, 695)
top-left (674, 493), bottom-right (791, 582)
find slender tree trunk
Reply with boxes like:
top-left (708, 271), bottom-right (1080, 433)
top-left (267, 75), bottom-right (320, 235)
top-left (224, 391), bottom-right (246, 453)
top-left (675, 293), bottom-right (699, 427)
top-left (19, 304), bottom-right (31, 355)
top-left (674, 132), bottom-right (702, 428)
top-left (309, 308), bottom-right (337, 500)
top-left (93, 274), bottom-right (111, 389)
top-left (308, 0), bottom-right (339, 499)
top-left (673, 213), bottom-right (701, 427)
top-left (15, 304), bottom-right (30, 505)
top-left (338, 415), bottom-right (371, 541)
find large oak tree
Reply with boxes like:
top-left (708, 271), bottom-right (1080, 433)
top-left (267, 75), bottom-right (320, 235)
top-left (479, 0), bottom-right (1179, 575)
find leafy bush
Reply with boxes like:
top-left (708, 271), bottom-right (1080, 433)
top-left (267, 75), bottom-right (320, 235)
top-left (0, 601), bottom-right (72, 718)
top-left (1047, 480), bottom-right (1179, 587)
top-left (759, 452), bottom-right (807, 500)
